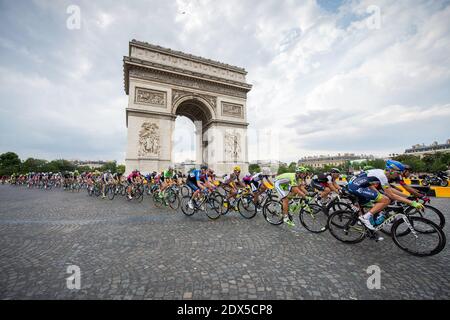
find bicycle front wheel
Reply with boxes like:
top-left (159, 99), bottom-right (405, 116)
top-left (168, 191), bottom-right (180, 210)
top-left (263, 200), bottom-right (283, 225)
top-left (299, 204), bottom-right (328, 233)
top-left (327, 210), bottom-right (366, 243)
top-left (391, 216), bottom-right (446, 257)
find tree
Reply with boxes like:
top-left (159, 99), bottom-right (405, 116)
top-left (100, 161), bottom-right (117, 173)
top-left (0, 152), bottom-right (21, 175)
top-left (21, 158), bottom-right (48, 174)
top-left (277, 163), bottom-right (289, 174)
top-left (117, 164), bottom-right (126, 174)
top-left (249, 164), bottom-right (261, 174)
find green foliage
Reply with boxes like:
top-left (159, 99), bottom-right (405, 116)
top-left (277, 163), bottom-right (289, 174)
top-left (249, 163), bottom-right (261, 174)
top-left (117, 164), bottom-right (126, 174)
top-left (0, 152), bottom-right (21, 176)
top-left (100, 161), bottom-right (117, 173)
top-left (394, 152), bottom-right (450, 173)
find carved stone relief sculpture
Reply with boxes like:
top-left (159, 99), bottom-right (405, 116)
top-left (138, 122), bottom-right (161, 156)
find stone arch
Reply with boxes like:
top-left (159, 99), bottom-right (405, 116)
top-left (171, 94), bottom-right (216, 124)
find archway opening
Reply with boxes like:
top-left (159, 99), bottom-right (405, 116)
top-left (172, 116), bottom-right (196, 163)
top-left (172, 99), bottom-right (213, 172)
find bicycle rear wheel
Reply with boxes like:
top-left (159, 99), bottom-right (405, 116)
top-left (204, 197), bottom-right (221, 220)
top-left (238, 195), bottom-right (257, 219)
top-left (391, 216), bottom-right (446, 257)
top-left (299, 204), bottom-right (328, 233)
top-left (263, 200), bottom-right (283, 225)
top-left (180, 196), bottom-right (195, 216)
top-left (327, 210), bottom-right (366, 243)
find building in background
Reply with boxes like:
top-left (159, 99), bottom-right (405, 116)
top-left (404, 139), bottom-right (450, 157)
top-left (70, 160), bottom-right (110, 169)
top-left (298, 153), bottom-right (375, 168)
top-left (174, 160), bottom-right (196, 175)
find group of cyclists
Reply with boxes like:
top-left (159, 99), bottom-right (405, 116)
top-left (5, 158), bottom-right (447, 256)
top-left (4, 159), bottom-right (434, 232)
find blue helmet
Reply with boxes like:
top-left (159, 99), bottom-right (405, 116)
top-left (385, 160), bottom-right (405, 172)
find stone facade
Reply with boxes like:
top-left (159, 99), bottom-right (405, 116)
top-left (123, 40), bottom-right (252, 175)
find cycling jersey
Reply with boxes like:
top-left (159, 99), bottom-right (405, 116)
top-left (347, 169), bottom-right (388, 203)
top-left (274, 173), bottom-right (300, 199)
top-left (187, 169), bottom-right (202, 191)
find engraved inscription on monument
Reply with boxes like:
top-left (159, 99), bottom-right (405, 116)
top-left (135, 87), bottom-right (166, 107)
top-left (222, 102), bottom-right (243, 118)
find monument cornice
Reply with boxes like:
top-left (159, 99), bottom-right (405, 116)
top-left (124, 61), bottom-right (250, 99)
top-left (130, 39), bottom-right (247, 75)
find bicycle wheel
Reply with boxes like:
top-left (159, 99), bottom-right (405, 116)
top-left (263, 200), bottom-right (283, 225)
top-left (107, 185), bottom-right (116, 200)
top-left (168, 190), bottom-right (180, 210)
top-left (327, 210), bottom-right (366, 243)
top-left (204, 197), bottom-right (222, 220)
top-left (180, 185), bottom-right (191, 197)
top-left (391, 216), bottom-right (446, 257)
top-left (299, 204), bottom-right (328, 233)
top-left (180, 196), bottom-right (195, 216)
top-left (153, 192), bottom-right (164, 208)
top-left (237, 195), bottom-right (257, 219)
top-left (405, 205), bottom-right (445, 231)
top-left (136, 187), bottom-right (144, 203)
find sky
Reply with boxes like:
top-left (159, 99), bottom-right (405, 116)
top-left (0, 0), bottom-right (449, 164)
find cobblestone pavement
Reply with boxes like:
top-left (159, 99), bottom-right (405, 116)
top-left (0, 185), bottom-right (449, 300)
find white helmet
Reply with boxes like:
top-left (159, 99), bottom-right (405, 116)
top-left (261, 167), bottom-right (272, 176)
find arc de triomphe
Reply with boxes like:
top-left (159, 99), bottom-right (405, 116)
top-left (123, 40), bottom-right (252, 175)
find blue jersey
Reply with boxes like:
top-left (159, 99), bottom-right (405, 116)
top-left (188, 169), bottom-right (201, 182)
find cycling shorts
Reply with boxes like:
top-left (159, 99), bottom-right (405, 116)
top-left (347, 184), bottom-right (382, 204)
top-left (274, 180), bottom-right (291, 199)
top-left (187, 180), bottom-right (199, 192)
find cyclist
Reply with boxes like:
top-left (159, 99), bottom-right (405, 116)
top-left (158, 167), bottom-right (175, 198)
top-left (222, 166), bottom-right (247, 209)
top-left (388, 164), bottom-right (429, 201)
top-left (247, 167), bottom-right (274, 206)
top-left (186, 165), bottom-right (208, 209)
top-left (101, 170), bottom-right (114, 199)
top-left (126, 169), bottom-right (141, 200)
top-left (274, 166), bottom-right (310, 227)
top-left (310, 168), bottom-right (342, 205)
top-left (347, 160), bottom-right (424, 230)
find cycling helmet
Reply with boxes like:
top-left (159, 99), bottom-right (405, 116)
top-left (233, 166), bottom-right (241, 172)
top-left (385, 159), bottom-right (405, 172)
top-left (200, 164), bottom-right (208, 170)
top-left (330, 168), bottom-right (340, 174)
top-left (295, 166), bottom-right (308, 173)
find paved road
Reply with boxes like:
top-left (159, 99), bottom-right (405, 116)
top-left (0, 185), bottom-right (449, 300)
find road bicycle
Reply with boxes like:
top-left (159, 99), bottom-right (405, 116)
top-left (263, 196), bottom-right (327, 233)
top-left (180, 188), bottom-right (223, 220)
top-left (221, 186), bottom-right (258, 219)
top-left (327, 200), bottom-right (446, 257)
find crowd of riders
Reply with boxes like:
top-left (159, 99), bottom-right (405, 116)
top-left (3, 159), bottom-right (441, 229)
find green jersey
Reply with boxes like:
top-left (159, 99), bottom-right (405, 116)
top-left (275, 173), bottom-right (299, 187)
